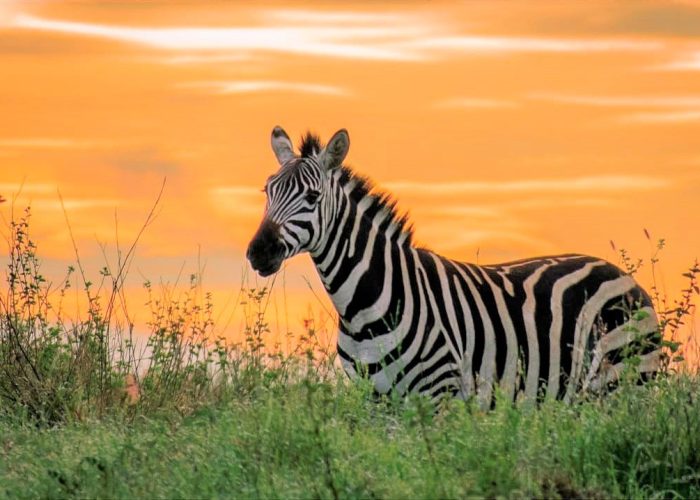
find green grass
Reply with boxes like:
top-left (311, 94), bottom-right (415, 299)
top-left (2, 374), bottom-right (700, 499)
top-left (2, 208), bottom-right (700, 498)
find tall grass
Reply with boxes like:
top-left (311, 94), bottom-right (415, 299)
top-left (0, 205), bottom-right (337, 425)
top-left (2, 206), bottom-right (695, 425)
top-left (612, 232), bottom-right (699, 368)
top-left (0, 203), bottom-right (699, 498)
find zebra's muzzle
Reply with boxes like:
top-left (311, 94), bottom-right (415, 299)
top-left (249, 255), bottom-right (282, 277)
top-left (247, 220), bottom-right (285, 277)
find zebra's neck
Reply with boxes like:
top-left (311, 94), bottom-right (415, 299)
top-left (310, 172), bottom-right (412, 340)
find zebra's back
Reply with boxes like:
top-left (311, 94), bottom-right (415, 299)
top-left (391, 252), bottom-right (661, 405)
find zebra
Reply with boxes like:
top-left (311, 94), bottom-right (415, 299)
top-left (246, 126), bottom-right (662, 406)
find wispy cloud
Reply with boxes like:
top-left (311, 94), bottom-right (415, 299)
top-left (406, 36), bottom-right (661, 54)
top-left (0, 182), bottom-right (55, 195)
top-left (617, 110), bottom-right (700, 124)
top-left (530, 93), bottom-right (700, 124)
top-left (384, 175), bottom-right (671, 195)
top-left (11, 12), bottom-right (664, 63)
top-left (211, 186), bottom-right (262, 197)
top-left (154, 54), bottom-right (252, 65)
top-left (530, 93), bottom-right (700, 108)
top-left (418, 227), bottom-right (555, 252)
top-left (0, 2), bottom-right (19, 26)
top-left (654, 52), bottom-right (700, 71)
top-left (434, 97), bottom-right (518, 109)
top-left (210, 186), bottom-right (264, 216)
top-left (422, 206), bottom-right (504, 218)
top-left (267, 9), bottom-right (421, 26)
top-left (31, 199), bottom-right (123, 211)
top-left (0, 138), bottom-right (103, 149)
top-left (11, 13), bottom-right (427, 61)
top-left (179, 80), bottom-right (350, 97)
top-left (511, 198), bottom-right (617, 209)
top-left (107, 147), bottom-right (180, 174)
top-left (424, 198), bottom-right (616, 217)
top-left (0, 183), bottom-right (122, 210)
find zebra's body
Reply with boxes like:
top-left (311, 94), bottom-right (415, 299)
top-left (247, 127), bottom-right (661, 406)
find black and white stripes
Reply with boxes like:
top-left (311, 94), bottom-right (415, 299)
top-left (247, 127), bottom-right (662, 405)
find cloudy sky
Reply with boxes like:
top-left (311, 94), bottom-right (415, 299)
top-left (0, 1), bottom-right (698, 352)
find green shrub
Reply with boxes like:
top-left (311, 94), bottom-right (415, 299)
top-left (0, 205), bottom-right (698, 498)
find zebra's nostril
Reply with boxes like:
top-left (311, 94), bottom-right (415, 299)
top-left (246, 235), bottom-right (284, 265)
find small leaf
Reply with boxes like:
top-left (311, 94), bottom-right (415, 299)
top-left (633, 310), bottom-right (650, 321)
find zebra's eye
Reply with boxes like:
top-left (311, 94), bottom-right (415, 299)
top-left (305, 190), bottom-right (320, 204)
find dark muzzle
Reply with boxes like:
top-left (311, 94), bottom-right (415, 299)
top-left (246, 220), bottom-right (285, 277)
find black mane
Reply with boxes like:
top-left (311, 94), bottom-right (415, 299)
top-left (338, 166), bottom-right (414, 245)
top-left (299, 132), bottom-right (322, 158)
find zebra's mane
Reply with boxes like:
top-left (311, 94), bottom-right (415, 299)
top-left (299, 131), bottom-right (414, 245)
top-left (299, 132), bottom-right (322, 158)
top-left (339, 167), bottom-right (414, 245)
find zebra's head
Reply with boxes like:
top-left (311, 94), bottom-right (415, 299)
top-left (246, 126), bottom-right (350, 277)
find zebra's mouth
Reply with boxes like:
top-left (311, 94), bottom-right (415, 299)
top-left (248, 251), bottom-right (283, 277)
top-left (246, 219), bottom-right (285, 277)
top-left (255, 260), bottom-right (281, 277)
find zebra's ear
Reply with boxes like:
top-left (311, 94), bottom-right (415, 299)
top-left (271, 126), bottom-right (295, 165)
top-left (319, 129), bottom-right (349, 171)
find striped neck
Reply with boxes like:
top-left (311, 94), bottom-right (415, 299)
top-left (310, 172), bottom-right (411, 337)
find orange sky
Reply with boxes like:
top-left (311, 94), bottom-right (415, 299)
top-left (0, 1), bottom-right (698, 359)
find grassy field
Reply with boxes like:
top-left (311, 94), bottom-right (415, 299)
top-left (1, 209), bottom-right (699, 498)
top-left (2, 374), bottom-right (700, 498)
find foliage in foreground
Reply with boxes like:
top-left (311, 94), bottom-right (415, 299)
top-left (1, 206), bottom-right (699, 498)
top-left (2, 374), bottom-right (700, 499)
top-left (0, 207), bottom-right (335, 425)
